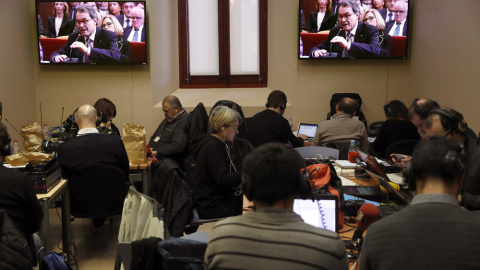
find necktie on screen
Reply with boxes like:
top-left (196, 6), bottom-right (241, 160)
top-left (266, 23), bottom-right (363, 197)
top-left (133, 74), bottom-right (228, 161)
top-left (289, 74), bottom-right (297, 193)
top-left (133, 29), bottom-right (139, 42)
top-left (342, 33), bottom-right (353, 58)
top-left (388, 13), bottom-right (393, 22)
top-left (393, 22), bottom-right (401, 36)
top-left (83, 38), bottom-right (92, 63)
top-left (126, 19), bottom-right (131, 27)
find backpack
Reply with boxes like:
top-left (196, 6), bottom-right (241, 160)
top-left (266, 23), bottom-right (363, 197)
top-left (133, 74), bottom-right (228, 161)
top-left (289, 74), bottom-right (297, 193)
top-left (39, 251), bottom-right (72, 270)
top-left (305, 161), bottom-right (345, 228)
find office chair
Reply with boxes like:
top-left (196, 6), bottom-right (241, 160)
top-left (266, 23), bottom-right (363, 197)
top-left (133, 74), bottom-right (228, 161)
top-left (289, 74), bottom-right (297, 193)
top-left (68, 165), bottom-right (129, 220)
top-left (384, 139), bottom-right (420, 159)
top-left (295, 146), bottom-right (340, 160)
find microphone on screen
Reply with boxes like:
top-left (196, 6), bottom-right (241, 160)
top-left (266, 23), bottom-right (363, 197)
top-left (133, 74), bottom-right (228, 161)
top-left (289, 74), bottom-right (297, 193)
top-left (352, 203), bottom-right (380, 251)
top-left (348, 151), bottom-right (364, 167)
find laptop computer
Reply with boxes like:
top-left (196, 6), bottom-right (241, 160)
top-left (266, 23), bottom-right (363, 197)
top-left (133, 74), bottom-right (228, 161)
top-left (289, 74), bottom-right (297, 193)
top-left (293, 194), bottom-right (338, 232)
top-left (297, 123), bottom-right (318, 142)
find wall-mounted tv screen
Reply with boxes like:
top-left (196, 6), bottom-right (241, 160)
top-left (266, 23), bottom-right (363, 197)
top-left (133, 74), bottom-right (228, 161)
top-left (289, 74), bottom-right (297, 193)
top-left (299, 0), bottom-right (409, 59)
top-left (36, 1), bottom-right (147, 65)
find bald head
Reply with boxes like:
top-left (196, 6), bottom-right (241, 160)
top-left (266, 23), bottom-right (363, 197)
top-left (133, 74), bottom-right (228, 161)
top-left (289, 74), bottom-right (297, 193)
top-left (76, 104), bottom-right (98, 129)
top-left (336, 97), bottom-right (358, 116)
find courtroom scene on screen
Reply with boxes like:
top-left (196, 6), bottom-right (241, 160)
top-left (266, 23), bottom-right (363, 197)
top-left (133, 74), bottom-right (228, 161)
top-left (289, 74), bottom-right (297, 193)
top-left (299, 0), bottom-right (409, 59)
top-left (36, 1), bottom-right (147, 64)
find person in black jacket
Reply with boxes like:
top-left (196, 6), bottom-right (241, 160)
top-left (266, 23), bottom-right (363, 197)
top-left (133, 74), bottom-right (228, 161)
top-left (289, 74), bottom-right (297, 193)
top-left (0, 123), bottom-right (43, 267)
top-left (372, 100), bottom-right (420, 157)
top-left (246, 90), bottom-right (306, 148)
top-left (191, 106), bottom-right (243, 219)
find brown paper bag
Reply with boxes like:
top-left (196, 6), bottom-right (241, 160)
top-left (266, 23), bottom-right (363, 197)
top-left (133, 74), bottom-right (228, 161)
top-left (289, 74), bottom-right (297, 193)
top-left (122, 123), bottom-right (147, 163)
top-left (5, 154), bottom-right (28, 166)
top-left (20, 122), bottom-right (42, 152)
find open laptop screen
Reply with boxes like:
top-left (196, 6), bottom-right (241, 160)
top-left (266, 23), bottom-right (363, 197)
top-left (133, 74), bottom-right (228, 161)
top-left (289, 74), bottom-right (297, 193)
top-left (293, 195), bottom-right (338, 232)
top-left (297, 123), bottom-right (318, 138)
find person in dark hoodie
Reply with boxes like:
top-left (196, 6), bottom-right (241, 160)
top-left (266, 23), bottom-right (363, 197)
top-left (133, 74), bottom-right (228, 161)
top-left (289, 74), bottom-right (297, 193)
top-left (191, 106), bottom-right (243, 219)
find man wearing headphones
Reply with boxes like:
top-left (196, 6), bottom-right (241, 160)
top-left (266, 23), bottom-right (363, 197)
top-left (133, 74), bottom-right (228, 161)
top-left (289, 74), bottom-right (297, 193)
top-left (313, 97), bottom-right (369, 153)
top-left (424, 107), bottom-right (480, 211)
top-left (205, 143), bottom-right (348, 269)
top-left (0, 123), bottom-right (43, 267)
top-left (360, 137), bottom-right (480, 269)
top-left (246, 90), bottom-right (307, 148)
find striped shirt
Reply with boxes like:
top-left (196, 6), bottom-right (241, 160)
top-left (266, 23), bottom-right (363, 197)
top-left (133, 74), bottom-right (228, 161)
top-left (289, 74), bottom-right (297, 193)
top-left (205, 211), bottom-right (348, 270)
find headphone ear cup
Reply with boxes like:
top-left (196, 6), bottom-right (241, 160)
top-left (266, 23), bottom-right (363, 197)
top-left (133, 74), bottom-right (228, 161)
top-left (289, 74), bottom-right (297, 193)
top-left (298, 168), bottom-right (312, 199)
top-left (403, 164), bottom-right (416, 191)
top-left (242, 174), bottom-right (254, 201)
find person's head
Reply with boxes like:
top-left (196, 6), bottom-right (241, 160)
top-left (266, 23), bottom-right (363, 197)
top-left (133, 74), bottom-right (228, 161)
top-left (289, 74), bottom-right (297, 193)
top-left (0, 123), bottom-right (11, 161)
top-left (97, 2), bottom-right (108, 10)
top-left (266, 90), bottom-right (287, 114)
top-left (393, 0), bottom-right (408, 23)
top-left (75, 104), bottom-right (98, 129)
top-left (75, 4), bottom-right (98, 38)
top-left (409, 98), bottom-right (439, 135)
top-left (383, 100), bottom-right (408, 120)
top-left (108, 2), bottom-right (121, 15)
top-left (122, 2), bottom-right (136, 17)
top-left (52, 2), bottom-right (69, 17)
top-left (316, 0), bottom-right (331, 12)
top-left (130, 7), bottom-right (145, 29)
top-left (70, 2), bottom-right (79, 8)
top-left (385, 0), bottom-right (398, 11)
top-left (242, 143), bottom-right (305, 206)
top-left (162, 95), bottom-right (184, 122)
top-left (94, 98), bottom-right (117, 123)
top-left (209, 106), bottom-right (242, 142)
top-left (136, 2), bottom-right (145, 9)
top-left (100, 14), bottom-right (123, 37)
top-left (425, 108), bottom-right (468, 143)
top-left (85, 2), bottom-right (99, 12)
top-left (336, 97), bottom-right (358, 116)
top-left (337, 0), bottom-right (360, 32)
top-left (407, 137), bottom-right (466, 194)
top-left (362, 9), bottom-right (385, 31)
top-left (372, 0), bottom-right (384, 9)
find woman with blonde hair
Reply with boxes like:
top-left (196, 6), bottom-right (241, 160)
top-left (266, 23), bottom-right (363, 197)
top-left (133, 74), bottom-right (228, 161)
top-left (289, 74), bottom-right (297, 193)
top-left (361, 8), bottom-right (391, 57)
top-left (99, 14), bottom-right (130, 63)
top-left (191, 106), bottom-right (244, 219)
top-left (307, 0), bottom-right (336, 33)
top-left (45, 2), bottom-right (74, 38)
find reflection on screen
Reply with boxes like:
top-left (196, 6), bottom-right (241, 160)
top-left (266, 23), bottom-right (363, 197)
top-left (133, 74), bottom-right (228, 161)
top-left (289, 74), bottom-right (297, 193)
top-left (293, 199), bottom-right (337, 232)
top-left (298, 124), bottom-right (318, 138)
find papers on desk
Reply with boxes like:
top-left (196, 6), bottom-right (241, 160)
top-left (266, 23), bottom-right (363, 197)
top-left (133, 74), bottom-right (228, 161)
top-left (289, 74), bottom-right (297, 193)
top-left (334, 160), bottom-right (359, 169)
top-left (339, 176), bottom-right (357, 186)
top-left (387, 173), bottom-right (404, 185)
top-left (3, 163), bottom-right (26, 169)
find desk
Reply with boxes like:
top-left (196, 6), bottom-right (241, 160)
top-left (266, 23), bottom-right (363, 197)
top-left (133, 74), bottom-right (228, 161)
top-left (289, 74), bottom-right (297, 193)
top-left (129, 160), bottom-right (152, 193)
top-left (37, 179), bottom-right (73, 263)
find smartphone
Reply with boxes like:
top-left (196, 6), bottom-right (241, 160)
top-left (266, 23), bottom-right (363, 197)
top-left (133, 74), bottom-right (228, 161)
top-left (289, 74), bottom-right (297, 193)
top-left (393, 154), bottom-right (405, 162)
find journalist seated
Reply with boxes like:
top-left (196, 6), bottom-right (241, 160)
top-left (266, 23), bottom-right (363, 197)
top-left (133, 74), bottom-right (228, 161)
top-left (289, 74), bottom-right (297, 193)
top-left (205, 143), bottom-right (348, 270)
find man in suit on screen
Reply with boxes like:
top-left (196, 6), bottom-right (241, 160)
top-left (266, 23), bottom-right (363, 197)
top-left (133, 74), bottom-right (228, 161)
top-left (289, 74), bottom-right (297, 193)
top-left (50, 4), bottom-right (120, 64)
top-left (309, 0), bottom-right (381, 58)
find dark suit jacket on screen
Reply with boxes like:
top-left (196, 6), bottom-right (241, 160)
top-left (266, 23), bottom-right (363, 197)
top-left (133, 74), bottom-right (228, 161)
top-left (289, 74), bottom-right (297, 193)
top-left (385, 20), bottom-right (408, 36)
top-left (309, 21), bottom-right (381, 58)
top-left (307, 11), bottom-right (336, 33)
top-left (117, 37), bottom-right (131, 63)
top-left (124, 26), bottom-right (146, 42)
top-left (45, 16), bottom-right (75, 38)
top-left (50, 28), bottom-right (121, 64)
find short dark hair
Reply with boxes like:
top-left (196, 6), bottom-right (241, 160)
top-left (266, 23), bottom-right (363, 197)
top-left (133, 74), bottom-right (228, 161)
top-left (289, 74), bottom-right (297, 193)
top-left (0, 123), bottom-right (11, 157)
top-left (266, 90), bottom-right (287, 110)
top-left (425, 107), bottom-right (467, 135)
top-left (410, 98), bottom-right (439, 120)
top-left (338, 0), bottom-right (360, 15)
top-left (410, 137), bottom-right (465, 185)
top-left (384, 100), bottom-right (408, 120)
top-left (337, 97), bottom-right (358, 115)
top-left (94, 98), bottom-right (116, 123)
top-left (75, 3), bottom-right (97, 20)
top-left (242, 143), bottom-right (304, 205)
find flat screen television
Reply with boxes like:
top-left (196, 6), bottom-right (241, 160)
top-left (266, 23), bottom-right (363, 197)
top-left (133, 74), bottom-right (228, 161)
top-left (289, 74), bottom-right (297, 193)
top-left (36, 1), bottom-right (147, 65)
top-left (299, 0), bottom-right (409, 60)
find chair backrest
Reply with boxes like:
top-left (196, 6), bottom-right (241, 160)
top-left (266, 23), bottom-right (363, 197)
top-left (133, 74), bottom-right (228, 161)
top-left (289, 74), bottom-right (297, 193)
top-left (384, 139), bottom-right (420, 159)
top-left (208, 100), bottom-right (248, 139)
top-left (69, 165), bottom-right (128, 219)
top-left (295, 146), bottom-right (340, 160)
top-left (325, 142), bottom-right (350, 160)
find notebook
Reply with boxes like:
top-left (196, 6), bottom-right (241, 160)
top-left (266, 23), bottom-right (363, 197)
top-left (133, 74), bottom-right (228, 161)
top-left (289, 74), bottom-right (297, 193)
top-left (293, 195), bottom-right (338, 232)
top-left (297, 123), bottom-right (318, 142)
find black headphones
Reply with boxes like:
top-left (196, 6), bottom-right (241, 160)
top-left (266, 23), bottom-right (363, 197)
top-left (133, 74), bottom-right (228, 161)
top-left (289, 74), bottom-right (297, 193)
top-left (0, 134), bottom-right (11, 157)
top-left (383, 101), bottom-right (392, 117)
top-left (404, 144), bottom-right (466, 191)
top-left (280, 102), bottom-right (286, 110)
top-left (411, 98), bottom-right (428, 119)
top-left (429, 108), bottom-right (468, 134)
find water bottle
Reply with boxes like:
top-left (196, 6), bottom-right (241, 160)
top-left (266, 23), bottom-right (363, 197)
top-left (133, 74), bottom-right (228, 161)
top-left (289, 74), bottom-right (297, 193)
top-left (300, 37), bottom-right (304, 57)
top-left (348, 139), bottom-right (356, 153)
top-left (44, 124), bottom-right (49, 140)
top-left (289, 118), bottom-right (294, 130)
top-left (13, 140), bottom-right (19, 154)
top-left (39, 41), bottom-right (44, 62)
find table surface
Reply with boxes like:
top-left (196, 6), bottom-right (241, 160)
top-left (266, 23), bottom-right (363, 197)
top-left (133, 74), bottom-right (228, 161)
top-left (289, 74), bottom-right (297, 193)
top-left (37, 179), bottom-right (67, 199)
